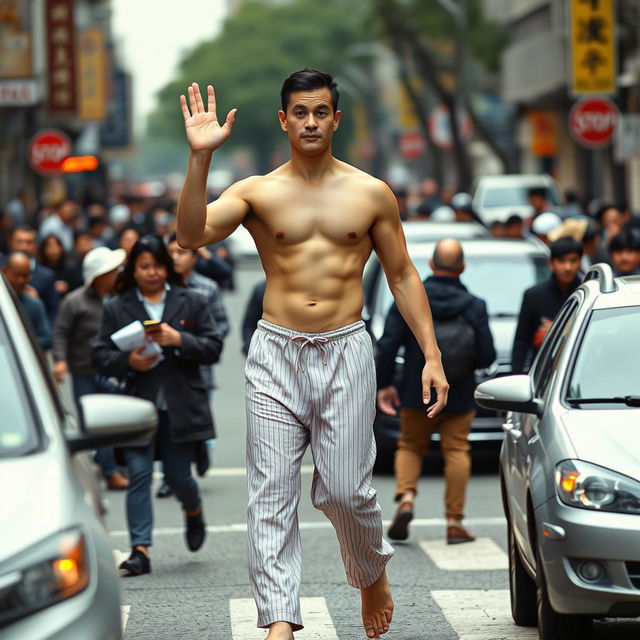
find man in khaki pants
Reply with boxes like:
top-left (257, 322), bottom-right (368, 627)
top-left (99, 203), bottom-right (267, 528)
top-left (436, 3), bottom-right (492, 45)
top-left (376, 239), bottom-right (496, 544)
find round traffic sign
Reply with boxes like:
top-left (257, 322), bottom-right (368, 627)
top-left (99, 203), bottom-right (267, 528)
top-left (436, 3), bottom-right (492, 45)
top-left (28, 129), bottom-right (72, 175)
top-left (428, 104), bottom-right (473, 150)
top-left (399, 131), bottom-right (425, 160)
top-left (569, 98), bottom-right (619, 149)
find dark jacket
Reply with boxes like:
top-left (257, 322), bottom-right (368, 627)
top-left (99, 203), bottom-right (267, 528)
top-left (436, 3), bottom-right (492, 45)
top-left (511, 275), bottom-right (580, 374)
top-left (91, 286), bottom-right (223, 443)
top-left (18, 292), bottom-right (52, 351)
top-left (376, 275), bottom-right (496, 414)
top-left (241, 280), bottom-right (266, 355)
top-left (30, 263), bottom-right (60, 327)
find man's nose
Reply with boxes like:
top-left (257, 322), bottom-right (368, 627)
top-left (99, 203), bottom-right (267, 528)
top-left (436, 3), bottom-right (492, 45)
top-left (305, 115), bottom-right (318, 128)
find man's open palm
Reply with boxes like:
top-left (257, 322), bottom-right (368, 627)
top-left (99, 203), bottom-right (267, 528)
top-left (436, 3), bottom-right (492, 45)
top-left (180, 83), bottom-right (237, 152)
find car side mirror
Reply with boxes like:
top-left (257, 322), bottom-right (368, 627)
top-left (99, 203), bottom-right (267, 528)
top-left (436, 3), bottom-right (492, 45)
top-left (66, 394), bottom-right (158, 454)
top-left (474, 375), bottom-right (544, 417)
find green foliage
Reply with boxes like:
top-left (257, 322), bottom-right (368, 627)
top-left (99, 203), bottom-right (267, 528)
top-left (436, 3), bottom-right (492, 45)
top-left (142, 0), bottom-right (367, 174)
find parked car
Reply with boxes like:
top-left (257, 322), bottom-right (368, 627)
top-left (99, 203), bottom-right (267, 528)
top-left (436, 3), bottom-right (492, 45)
top-left (401, 220), bottom-right (490, 243)
top-left (472, 174), bottom-right (562, 225)
top-left (364, 237), bottom-right (549, 468)
top-left (475, 265), bottom-right (640, 639)
top-left (0, 275), bottom-right (157, 639)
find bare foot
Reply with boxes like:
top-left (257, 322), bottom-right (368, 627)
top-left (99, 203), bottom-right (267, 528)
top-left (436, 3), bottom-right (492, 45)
top-left (265, 621), bottom-right (294, 640)
top-left (360, 569), bottom-right (394, 638)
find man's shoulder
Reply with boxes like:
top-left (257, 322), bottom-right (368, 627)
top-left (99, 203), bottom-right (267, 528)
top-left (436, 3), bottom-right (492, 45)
top-left (20, 293), bottom-right (46, 314)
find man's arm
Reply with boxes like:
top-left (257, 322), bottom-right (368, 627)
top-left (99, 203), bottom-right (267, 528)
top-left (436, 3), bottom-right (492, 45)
top-left (369, 182), bottom-right (449, 417)
top-left (176, 82), bottom-right (249, 249)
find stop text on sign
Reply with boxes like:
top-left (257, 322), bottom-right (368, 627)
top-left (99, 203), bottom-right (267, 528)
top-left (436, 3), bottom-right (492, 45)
top-left (569, 97), bottom-right (619, 149)
top-left (28, 129), bottom-right (73, 175)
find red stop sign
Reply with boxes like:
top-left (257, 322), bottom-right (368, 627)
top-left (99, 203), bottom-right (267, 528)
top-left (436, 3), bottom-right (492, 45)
top-left (28, 129), bottom-right (72, 175)
top-left (399, 131), bottom-right (426, 160)
top-left (569, 98), bottom-right (619, 149)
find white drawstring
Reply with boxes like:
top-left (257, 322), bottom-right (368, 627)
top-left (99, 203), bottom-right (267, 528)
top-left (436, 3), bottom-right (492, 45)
top-left (290, 335), bottom-right (329, 372)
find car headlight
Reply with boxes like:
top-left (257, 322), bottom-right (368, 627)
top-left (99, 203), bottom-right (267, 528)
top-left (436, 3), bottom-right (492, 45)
top-left (556, 460), bottom-right (640, 514)
top-left (0, 529), bottom-right (89, 629)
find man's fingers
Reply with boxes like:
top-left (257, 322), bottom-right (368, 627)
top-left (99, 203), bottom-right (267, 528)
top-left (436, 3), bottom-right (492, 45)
top-left (207, 85), bottom-right (216, 113)
top-left (224, 108), bottom-right (237, 130)
top-left (180, 94), bottom-right (191, 121)
top-left (193, 83), bottom-right (205, 113)
top-left (188, 85), bottom-right (197, 115)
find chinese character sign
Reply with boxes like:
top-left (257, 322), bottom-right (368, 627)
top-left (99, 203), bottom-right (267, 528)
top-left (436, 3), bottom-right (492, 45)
top-left (46, 0), bottom-right (77, 113)
top-left (78, 29), bottom-right (107, 120)
top-left (570, 0), bottom-right (616, 95)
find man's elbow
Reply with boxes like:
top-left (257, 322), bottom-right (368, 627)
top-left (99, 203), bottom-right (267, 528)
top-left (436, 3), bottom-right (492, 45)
top-left (176, 231), bottom-right (202, 251)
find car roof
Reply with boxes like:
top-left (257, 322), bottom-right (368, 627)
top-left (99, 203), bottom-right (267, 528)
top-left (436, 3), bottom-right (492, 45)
top-left (474, 174), bottom-right (555, 187)
top-left (590, 275), bottom-right (640, 310)
top-left (402, 221), bottom-right (490, 241)
top-left (400, 237), bottom-right (549, 259)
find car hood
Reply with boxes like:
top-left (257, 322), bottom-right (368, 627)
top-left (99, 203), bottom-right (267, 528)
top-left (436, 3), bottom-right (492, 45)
top-left (0, 452), bottom-right (68, 563)
top-left (561, 410), bottom-right (640, 482)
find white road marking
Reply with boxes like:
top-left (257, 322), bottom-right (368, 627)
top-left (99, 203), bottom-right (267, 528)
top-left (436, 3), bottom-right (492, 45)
top-left (152, 464), bottom-right (315, 479)
top-left (229, 597), bottom-right (338, 639)
top-left (109, 516), bottom-right (505, 537)
top-left (121, 605), bottom-right (131, 633)
top-left (432, 590), bottom-right (537, 640)
top-left (420, 537), bottom-right (508, 571)
top-left (113, 549), bottom-right (130, 568)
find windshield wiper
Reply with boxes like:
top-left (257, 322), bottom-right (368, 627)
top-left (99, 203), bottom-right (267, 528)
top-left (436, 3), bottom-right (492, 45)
top-left (567, 396), bottom-right (640, 407)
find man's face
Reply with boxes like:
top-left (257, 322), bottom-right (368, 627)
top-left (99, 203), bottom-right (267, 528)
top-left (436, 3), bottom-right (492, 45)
top-left (10, 230), bottom-right (36, 256)
top-left (74, 234), bottom-right (94, 258)
top-left (168, 242), bottom-right (197, 276)
top-left (504, 222), bottom-right (523, 239)
top-left (528, 194), bottom-right (546, 212)
top-left (58, 201), bottom-right (78, 224)
top-left (550, 253), bottom-right (581, 286)
top-left (278, 88), bottom-right (341, 154)
top-left (2, 258), bottom-right (31, 294)
top-left (611, 248), bottom-right (640, 275)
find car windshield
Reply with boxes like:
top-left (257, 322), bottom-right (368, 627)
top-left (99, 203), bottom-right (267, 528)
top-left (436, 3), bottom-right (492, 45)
top-left (482, 186), bottom-right (560, 208)
top-left (568, 306), bottom-right (640, 403)
top-left (0, 322), bottom-right (39, 457)
top-left (376, 253), bottom-right (549, 318)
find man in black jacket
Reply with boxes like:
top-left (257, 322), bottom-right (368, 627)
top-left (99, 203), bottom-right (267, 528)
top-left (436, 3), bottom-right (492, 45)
top-left (376, 239), bottom-right (496, 544)
top-left (511, 237), bottom-right (582, 374)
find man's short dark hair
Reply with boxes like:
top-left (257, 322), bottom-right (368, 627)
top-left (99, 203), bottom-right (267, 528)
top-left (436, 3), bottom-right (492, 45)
top-left (582, 219), bottom-right (601, 244)
top-left (280, 68), bottom-right (339, 113)
top-left (550, 236), bottom-right (583, 260)
top-left (506, 214), bottom-right (523, 226)
top-left (527, 187), bottom-right (546, 199)
top-left (11, 224), bottom-right (36, 237)
top-left (609, 229), bottom-right (640, 254)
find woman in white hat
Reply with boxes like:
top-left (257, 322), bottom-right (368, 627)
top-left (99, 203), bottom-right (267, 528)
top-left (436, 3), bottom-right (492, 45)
top-left (52, 246), bottom-right (128, 490)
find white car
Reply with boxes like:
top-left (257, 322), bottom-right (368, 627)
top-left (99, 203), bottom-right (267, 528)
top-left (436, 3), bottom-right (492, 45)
top-left (472, 174), bottom-right (562, 225)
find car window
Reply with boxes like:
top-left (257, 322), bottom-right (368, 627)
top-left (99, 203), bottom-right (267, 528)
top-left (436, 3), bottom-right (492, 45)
top-left (533, 302), bottom-right (578, 398)
top-left (568, 306), bottom-right (640, 402)
top-left (482, 186), bottom-right (560, 208)
top-left (0, 325), bottom-right (39, 457)
top-left (375, 254), bottom-right (549, 318)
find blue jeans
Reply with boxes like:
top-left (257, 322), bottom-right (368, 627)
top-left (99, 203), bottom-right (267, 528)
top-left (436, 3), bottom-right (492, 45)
top-left (123, 411), bottom-right (200, 547)
top-left (73, 374), bottom-right (119, 479)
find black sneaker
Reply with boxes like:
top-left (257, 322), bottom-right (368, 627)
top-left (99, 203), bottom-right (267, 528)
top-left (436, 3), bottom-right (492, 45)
top-left (185, 508), bottom-right (206, 551)
top-left (119, 548), bottom-right (151, 576)
top-left (387, 506), bottom-right (414, 541)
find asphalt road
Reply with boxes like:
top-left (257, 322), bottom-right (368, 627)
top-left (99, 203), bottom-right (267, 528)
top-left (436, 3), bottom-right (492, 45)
top-left (104, 261), bottom-right (640, 640)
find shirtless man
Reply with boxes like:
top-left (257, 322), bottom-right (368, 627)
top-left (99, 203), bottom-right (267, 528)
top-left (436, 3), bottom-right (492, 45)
top-left (177, 69), bottom-right (448, 640)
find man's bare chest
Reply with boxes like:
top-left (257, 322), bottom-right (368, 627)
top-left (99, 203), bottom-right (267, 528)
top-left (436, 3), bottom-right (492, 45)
top-left (246, 188), bottom-right (375, 246)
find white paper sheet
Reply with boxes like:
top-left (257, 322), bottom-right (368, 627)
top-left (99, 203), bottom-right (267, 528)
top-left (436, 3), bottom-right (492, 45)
top-left (110, 320), bottom-right (163, 363)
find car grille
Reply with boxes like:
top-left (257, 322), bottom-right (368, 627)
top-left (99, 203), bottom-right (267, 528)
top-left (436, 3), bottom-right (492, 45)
top-left (626, 562), bottom-right (640, 589)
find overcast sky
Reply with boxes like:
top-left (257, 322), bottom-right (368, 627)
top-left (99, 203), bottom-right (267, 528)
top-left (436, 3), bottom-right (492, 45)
top-left (111, 0), bottom-right (228, 136)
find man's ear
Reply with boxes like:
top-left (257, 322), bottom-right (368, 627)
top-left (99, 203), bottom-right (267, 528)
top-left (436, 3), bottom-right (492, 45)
top-left (459, 262), bottom-right (466, 275)
top-left (278, 110), bottom-right (287, 131)
top-left (333, 109), bottom-right (342, 131)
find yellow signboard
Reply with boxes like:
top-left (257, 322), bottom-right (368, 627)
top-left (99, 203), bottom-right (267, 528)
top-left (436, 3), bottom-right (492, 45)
top-left (570, 0), bottom-right (616, 95)
top-left (77, 28), bottom-right (107, 120)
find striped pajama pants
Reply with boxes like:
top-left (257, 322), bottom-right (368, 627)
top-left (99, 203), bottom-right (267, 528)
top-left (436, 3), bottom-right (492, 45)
top-left (245, 319), bottom-right (394, 630)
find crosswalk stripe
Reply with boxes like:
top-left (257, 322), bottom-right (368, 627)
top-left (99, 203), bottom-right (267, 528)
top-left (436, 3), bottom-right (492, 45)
top-left (152, 464), bottom-right (316, 479)
top-left (229, 597), bottom-right (339, 639)
top-left (420, 537), bottom-right (508, 571)
top-left (432, 590), bottom-right (537, 639)
top-left (113, 549), bottom-right (130, 568)
top-left (108, 516), bottom-right (505, 538)
top-left (121, 605), bottom-right (131, 633)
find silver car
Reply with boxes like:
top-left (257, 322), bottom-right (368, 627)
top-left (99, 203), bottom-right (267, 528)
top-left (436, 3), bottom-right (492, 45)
top-left (0, 276), bottom-right (157, 639)
top-left (475, 265), bottom-right (640, 639)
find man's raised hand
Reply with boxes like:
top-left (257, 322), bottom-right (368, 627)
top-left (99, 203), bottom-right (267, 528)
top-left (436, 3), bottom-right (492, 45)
top-left (180, 83), bottom-right (237, 153)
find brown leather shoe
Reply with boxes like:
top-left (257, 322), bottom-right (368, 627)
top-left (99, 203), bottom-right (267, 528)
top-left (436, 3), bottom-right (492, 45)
top-left (387, 502), bottom-right (414, 541)
top-left (106, 471), bottom-right (129, 491)
top-left (447, 524), bottom-right (476, 545)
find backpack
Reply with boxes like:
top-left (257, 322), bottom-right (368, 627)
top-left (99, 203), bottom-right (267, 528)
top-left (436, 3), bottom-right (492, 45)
top-left (433, 315), bottom-right (476, 383)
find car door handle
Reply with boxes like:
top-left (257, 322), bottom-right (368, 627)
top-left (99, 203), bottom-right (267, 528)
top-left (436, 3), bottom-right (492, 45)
top-left (502, 422), bottom-right (522, 440)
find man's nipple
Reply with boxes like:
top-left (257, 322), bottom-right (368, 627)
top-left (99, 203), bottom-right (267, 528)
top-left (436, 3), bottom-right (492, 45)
top-left (275, 231), bottom-right (284, 239)
top-left (348, 231), bottom-right (357, 239)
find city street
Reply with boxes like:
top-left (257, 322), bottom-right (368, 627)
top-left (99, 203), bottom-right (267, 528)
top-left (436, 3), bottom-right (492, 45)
top-left (104, 262), bottom-right (640, 640)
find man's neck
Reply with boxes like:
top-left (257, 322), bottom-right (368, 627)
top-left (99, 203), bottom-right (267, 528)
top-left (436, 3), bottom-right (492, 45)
top-left (287, 146), bottom-right (336, 183)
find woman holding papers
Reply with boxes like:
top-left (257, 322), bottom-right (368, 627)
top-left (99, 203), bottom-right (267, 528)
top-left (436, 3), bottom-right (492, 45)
top-left (92, 234), bottom-right (223, 576)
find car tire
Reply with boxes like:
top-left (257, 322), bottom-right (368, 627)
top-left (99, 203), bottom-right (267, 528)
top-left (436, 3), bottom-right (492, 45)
top-left (536, 545), bottom-right (593, 640)
top-left (508, 523), bottom-right (537, 626)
